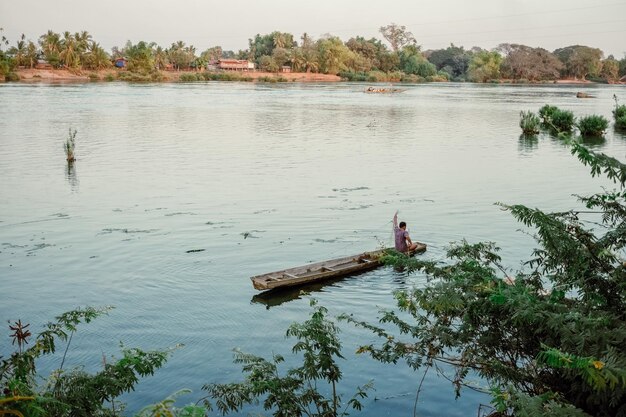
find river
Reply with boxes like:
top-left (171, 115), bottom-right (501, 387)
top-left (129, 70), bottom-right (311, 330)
top-left (1, 81), bottom-right (625, 416)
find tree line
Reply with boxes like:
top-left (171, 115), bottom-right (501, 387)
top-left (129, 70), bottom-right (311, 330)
top-left (1, 24), bottom-right (626, 82)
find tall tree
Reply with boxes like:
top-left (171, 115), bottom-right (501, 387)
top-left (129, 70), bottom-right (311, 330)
top-left (468, 50), bottom-right (502, 82)
top-left (554, 45), bottom-right (603, 79)
top-left (427, 44), bottom-right (471, 79)
top-left (379, 23), bottom-right (416, 52)
top-left (59, 31), bottom-right (81, 68)
top-left (39, 30), bottom-right (61, 68)
top-left (499, 43), bottom-right (563, 81)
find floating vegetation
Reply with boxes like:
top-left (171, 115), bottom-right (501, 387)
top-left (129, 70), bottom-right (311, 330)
top-left (519, 110), bottom-right (541, 134)
top-left (241, 230), bottom-right (265, 239)
top-left (64, 127), bottom-right (77, 162)
top-left (186, 249), bottom-right (206, 253)
top-left (99, 228), bottom-right (157, 235)
top-left (332, 186), bottom-right (370, 193)
top-left (577, 115), bottom-right (609, 137)
top-left (253, 209), bottom-right (277, 214)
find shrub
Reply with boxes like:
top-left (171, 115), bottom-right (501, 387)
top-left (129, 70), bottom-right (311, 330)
top-left (339, 71), bottom-right (368, 82)
top-left (0, 307), bottom-right (174, 417)
top-left (400, 73), bottom-right (422, 83)
top-left (179, 73), bottom-right (203, 82)
top-left (343, 141), bottom-right (626, 416)
top-left (538, 105), bottom-right (575, 135)
top-left (88, 72), bottom-right (99, 81)
top-left (519, 110), bottom-right (541, 134)
top-left (5, 71), bottom-right (19, 82)
top-left (104, 73), bottom-right (115, 82)
top-left (613, 97), bottom-right (626, 130)
top-left (203, 301), bottom-right (372, 417)
top-left (367, 70), bottom-right (388, 82)
top-left (538, 104), bottom-right (558, 123)
top-left (201, 72), bottom-right (253, 82)
top-left (577, 114), bottom-right (609, 136)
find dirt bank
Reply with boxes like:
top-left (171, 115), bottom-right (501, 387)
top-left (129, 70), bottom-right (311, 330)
top-left (15, 68), bottom-right (341, 83)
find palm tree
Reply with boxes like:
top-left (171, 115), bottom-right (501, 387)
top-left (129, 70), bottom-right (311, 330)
top-left (60, 31), bottom-right (80, 68)
top-left (39, 30), bottom-right (61, 67)
top-left (153, 45), bottom-right (168, 70)
top-left (84, 42), bottom-right (110, 70)
top-left (273, 33), bottom-right (286, 49)
top-left (12, 34), bottom-right (27, 67)
top-left (25, 41), bottom-right (38, 68)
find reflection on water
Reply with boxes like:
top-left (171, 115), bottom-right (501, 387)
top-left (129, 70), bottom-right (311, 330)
top-left (518, 134), bottom-right (539, 153)
top-left (65, 161), bottom-right (79, 192)
top-left (579, 135), bottom-right (607, 149)
top-left (1, 82), bottom-right (626, 416)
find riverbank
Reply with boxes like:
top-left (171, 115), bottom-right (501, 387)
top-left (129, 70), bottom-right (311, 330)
top-left (8, 68), bottom-right (625, 84)
top-left (13, 68), bottom-right (342, 83)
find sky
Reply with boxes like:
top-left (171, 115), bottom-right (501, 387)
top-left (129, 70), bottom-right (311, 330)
top-left (2, 0), bottom-right (626, 57)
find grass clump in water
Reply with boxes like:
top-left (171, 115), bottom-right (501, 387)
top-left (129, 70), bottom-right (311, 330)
top-left (577, 115), bottom-right (609, 137)
top-left (519, 110), bottom-right (541, 134)
top-left (613, 95), bottom-right (626, 130)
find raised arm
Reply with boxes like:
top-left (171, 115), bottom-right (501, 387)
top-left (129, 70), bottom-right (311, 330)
top-left (393, 210), bottom-right (398, 229)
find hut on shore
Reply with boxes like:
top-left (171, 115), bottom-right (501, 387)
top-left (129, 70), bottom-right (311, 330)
top-left (217, 59), bottom-right (254, 71)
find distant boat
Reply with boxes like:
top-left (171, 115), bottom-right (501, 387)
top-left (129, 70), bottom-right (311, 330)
top-left (250, 244), bottom-right (427, 291)
top-left (365, 87), bottom-right (406, 94)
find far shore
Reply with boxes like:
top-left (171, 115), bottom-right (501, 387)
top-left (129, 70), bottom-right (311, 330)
top-left (14, 68), bottom-right (342, 83)
top-left (7, 68), bottom-right (625, 85)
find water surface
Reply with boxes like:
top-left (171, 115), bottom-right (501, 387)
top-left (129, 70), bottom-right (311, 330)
top-left (1, 81), bottom-right (625, 416)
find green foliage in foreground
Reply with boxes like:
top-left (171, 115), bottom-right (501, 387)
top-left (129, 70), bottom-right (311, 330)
top-left (577, 114), bottom-right (609, 136)
top-left (343, 141), bottom-right (626, 416)
top-left (202, 301), bottom-right (373, 417)
top-left (0, 307), bottom-right (176, 417)
top-left (519, 110), bottom-right (541, 134)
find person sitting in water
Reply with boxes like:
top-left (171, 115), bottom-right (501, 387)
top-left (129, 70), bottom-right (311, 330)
top-left (393, 210), bottom-right (418, 253)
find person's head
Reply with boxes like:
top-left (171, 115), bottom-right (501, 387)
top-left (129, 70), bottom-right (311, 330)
top-left (399, 221), bottom-right (406, 229)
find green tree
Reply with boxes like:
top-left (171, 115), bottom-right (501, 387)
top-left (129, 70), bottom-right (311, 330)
top-left (39, 29), bottom-right (61, 68)
top-left (426, 44), bottom-right (471, 80)
top-left (316, 36), bottom-right (352, 75)
top-left (258, 55), bottom-right (278, 72)
top-left (468, 50), bottom-right (502, 82)
top-left (379, 23), bottom-right (416, 52)
top-left (123, 40), bottom-right (156, 73)
top-left (400, 45), bottom-right (436, 77)
top-left (344, 140), bottom-right (626, 416)
top-left (83, 41), bottom-right (111, 70)
top-left (554, 45), bottom-right (603, 79)
top-left (0, 307), bottom-right (175, 417)
top-left (599, 58), bottom-right (620, 82)
top-left (168, 41), bottom-right (196, 70)
top-left (153, 45), bottom-right (169, 70)
top-left (201, 46), bottom-right (223, 62)
top-left (59, 31), bottom-right (81, 68)
top-left (203, 302), bottom-right (372, 417)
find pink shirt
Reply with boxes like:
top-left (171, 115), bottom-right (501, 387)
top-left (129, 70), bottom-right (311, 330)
top-left (394, 227), bottom-right (409, 252)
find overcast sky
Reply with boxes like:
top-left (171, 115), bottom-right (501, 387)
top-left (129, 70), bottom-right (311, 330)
top-left (2, 0), bottom-right (625, 57)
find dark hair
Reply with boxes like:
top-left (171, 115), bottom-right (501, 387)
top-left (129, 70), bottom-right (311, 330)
top-left (399, 221), bottom-right (406, 228)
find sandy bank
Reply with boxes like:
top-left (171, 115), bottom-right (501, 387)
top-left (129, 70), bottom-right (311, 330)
top-left (15, 68), bottom-right (341, 83)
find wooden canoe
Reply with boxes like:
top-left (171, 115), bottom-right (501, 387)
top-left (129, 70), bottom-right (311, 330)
top-left (250, 243), bottom-right (426, 291)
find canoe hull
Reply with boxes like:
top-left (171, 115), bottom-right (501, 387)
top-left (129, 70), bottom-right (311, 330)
top-left (250, 244), bottom-right (426, 291)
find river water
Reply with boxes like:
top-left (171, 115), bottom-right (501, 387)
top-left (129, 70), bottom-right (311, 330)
top-left (1, 81), bottom-right (625, 416)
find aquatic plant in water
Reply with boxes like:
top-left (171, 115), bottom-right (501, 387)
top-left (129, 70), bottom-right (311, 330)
top-left (519, 110), bottom-right (540, 134)
top-left (64, 127), bottom-right (77, 162)
top-left (613, 95), bottom-right (626, 130)
top-left (577, 114), bottom-right (609, 136)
